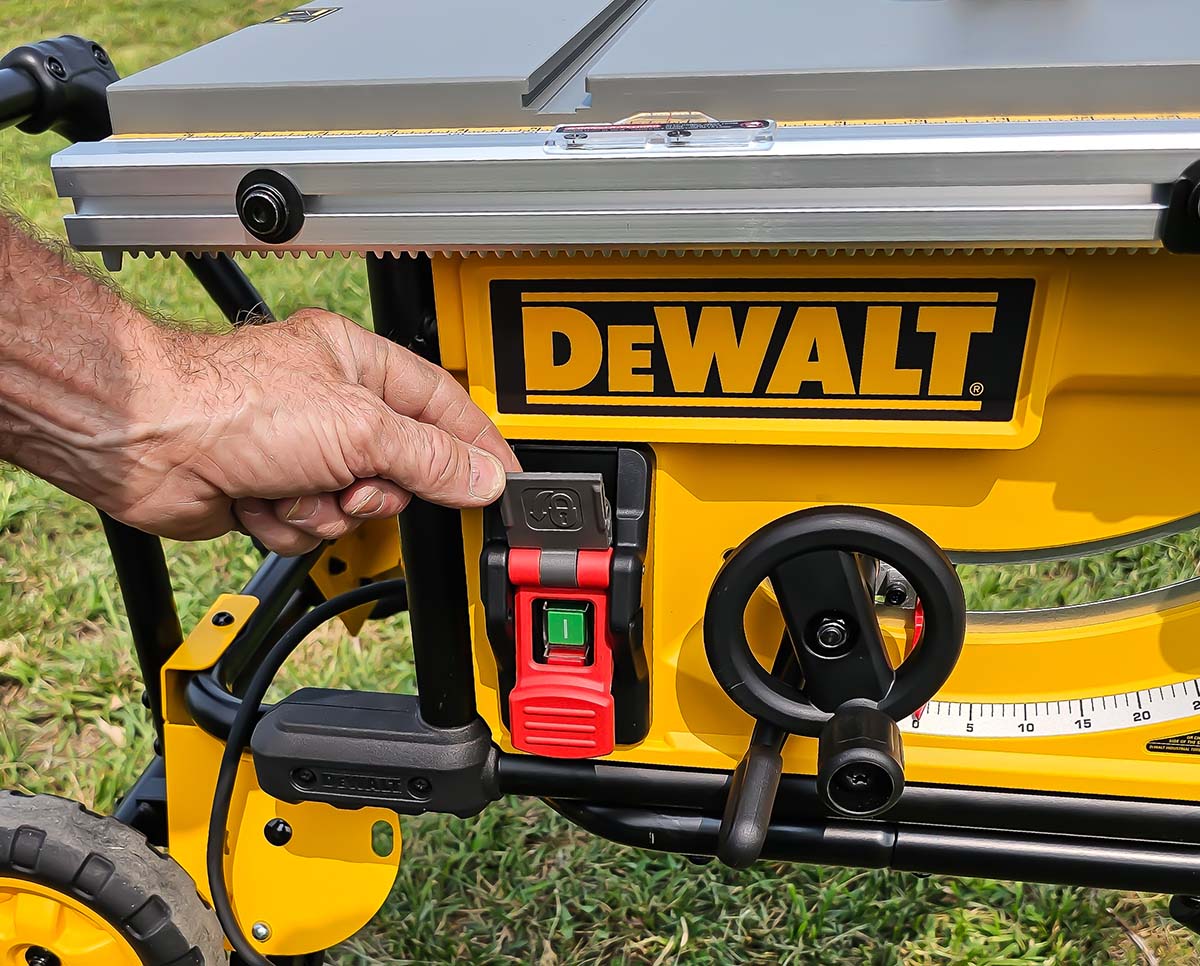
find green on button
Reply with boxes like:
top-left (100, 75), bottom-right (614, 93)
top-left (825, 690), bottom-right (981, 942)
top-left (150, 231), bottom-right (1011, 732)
top-left (546, 606), bottom-right (587, 647)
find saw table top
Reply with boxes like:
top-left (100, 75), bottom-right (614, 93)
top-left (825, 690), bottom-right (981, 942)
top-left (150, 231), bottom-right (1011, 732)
top-left (51, 0), bottom-right (1200, 255)
top-left (108, 0), bottom-right (1200, 134)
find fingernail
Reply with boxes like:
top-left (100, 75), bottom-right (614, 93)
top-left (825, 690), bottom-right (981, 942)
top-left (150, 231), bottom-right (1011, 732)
top-left (285, 496), bottom-right (319, 522)
top-left (468, 449), bottom-right (505, 501)
top-left (347, 488), bottom-right (386, 516)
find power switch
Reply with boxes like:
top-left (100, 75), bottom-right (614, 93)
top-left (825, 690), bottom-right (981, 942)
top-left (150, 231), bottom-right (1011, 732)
top-left (546, 606), bottom-right (587, 647)
top-left (542, 602), bottom-right (591, 667)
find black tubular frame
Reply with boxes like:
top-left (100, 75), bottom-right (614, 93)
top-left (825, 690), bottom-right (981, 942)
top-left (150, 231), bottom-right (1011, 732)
top-left (7, 31), bottom-right (1200, 918)
top-left (366, 252), bottom-right (478, 729)
top-left (0, 66), bottom-right (38, 129)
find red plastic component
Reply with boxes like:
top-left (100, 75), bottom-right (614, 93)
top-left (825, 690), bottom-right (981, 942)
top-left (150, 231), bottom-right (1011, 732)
top-left (508, 548), bottom-right (616, 759)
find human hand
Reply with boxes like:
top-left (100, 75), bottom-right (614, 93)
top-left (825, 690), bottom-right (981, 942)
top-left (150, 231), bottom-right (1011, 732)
top-left (83, 309), bottom-right (517, 554)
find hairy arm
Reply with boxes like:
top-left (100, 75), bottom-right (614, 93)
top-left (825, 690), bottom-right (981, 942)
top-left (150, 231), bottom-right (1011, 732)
top-left (0, 211), bottom-right (518, 553)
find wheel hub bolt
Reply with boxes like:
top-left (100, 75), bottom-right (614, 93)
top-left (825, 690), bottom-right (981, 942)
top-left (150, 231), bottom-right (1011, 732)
top-left (25, 948), bottom-right (61, 966)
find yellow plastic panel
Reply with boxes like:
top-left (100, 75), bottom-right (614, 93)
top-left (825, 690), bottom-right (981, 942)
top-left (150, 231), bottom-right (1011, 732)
top-left (162, 599), bottom-right (400, 956)
top-left (163, 726), bottom-right (401, 958)
top-left (309, 518), bottom-right (402, 634)
top-left (449, 250), bottom-right (1200, 803)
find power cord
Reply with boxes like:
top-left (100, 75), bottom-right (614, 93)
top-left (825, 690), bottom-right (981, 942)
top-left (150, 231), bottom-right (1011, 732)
top-left (205, 578), bottom-right (409, 966)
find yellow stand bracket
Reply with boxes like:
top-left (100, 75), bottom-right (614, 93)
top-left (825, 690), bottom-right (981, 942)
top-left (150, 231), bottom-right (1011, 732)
top-left (161, 593), bottom-right (402, 958)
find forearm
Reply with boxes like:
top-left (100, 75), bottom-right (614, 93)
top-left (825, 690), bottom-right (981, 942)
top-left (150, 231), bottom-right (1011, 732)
top-left (0, 208), bottom-right (515, 549)
top-left (0, 210), bottom-right (161, 507)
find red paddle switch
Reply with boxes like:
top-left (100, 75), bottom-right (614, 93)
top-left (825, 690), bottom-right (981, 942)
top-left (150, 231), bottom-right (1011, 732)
top-left (508, 547), bottom-right (616, 758)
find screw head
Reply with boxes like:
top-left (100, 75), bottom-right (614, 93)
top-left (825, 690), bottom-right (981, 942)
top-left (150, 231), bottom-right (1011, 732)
top-left (25, 948), bottom-right (61, 966)
top-left (211, 611), bottom-right (235, 627)
top-left (44, 57), bottom-right (66, 80)
top-left (811, 615), bottom-right (850, 653)
top-left (407, 776), bottom-right (432, 799)
top-left (251, 921), bottom-right (271, 942)
top-left (263, 817), bottom-right (293, 846)
top-left (882, 582), bottom-right (909, 607)
top-left (91, 45), bottom-right (110, 66)
top-left (292, 767), bottom-right (317, 789)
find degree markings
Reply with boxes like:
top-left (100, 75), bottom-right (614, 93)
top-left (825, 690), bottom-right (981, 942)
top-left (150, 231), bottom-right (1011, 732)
top-left (900, 678), bottom-right (1200, 737)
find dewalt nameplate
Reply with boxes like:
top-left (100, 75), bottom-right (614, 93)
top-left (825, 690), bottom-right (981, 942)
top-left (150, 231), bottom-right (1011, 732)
top-left (490, 278), bottom-right (1035, 421)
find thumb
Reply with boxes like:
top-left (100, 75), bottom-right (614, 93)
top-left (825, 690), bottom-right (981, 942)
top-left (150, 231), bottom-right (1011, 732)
top-left (353, 401), bottom-right (507, 508)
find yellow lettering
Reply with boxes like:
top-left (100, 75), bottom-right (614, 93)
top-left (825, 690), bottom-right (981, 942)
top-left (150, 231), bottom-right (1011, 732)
top-left (859, 306), bottom-right (921, 396)
top-left (766, 307), bottom-right (855, 395)
top-left (608, 324), bottom-right (655, 392)
top-left (916, 306), bottom-right (996, 396)
top-left (522, 306), bottom-right (603, 392)
top-left (655, 305), bottom-right (777, 393)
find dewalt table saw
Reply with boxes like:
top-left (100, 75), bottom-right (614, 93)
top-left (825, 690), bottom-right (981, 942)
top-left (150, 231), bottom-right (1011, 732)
top-left (7, 1), bottom-right (1200, 961)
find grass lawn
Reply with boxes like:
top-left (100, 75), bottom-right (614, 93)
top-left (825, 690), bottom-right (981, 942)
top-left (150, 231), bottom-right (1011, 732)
top-left (3, 2), bottom-right (1200, 962)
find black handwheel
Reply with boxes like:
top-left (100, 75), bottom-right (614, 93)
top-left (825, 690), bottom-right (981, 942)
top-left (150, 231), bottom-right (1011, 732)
top-left (706, 507), bottom-right (966, 836)
top-left (704, 506), bottom-right (966, 735)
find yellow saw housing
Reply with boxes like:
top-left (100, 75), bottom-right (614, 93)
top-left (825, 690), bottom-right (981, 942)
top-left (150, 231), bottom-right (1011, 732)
top-left (36, 0), bottom-right (1200, 955)
top-left (439, 250), bottom-right (1200, 801)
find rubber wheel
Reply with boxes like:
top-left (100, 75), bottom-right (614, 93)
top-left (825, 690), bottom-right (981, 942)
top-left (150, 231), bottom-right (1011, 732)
top-left (0, 792), bottom-right (228, 965)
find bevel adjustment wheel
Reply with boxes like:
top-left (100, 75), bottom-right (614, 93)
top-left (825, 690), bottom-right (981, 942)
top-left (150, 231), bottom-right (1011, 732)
top-left (704, 505), bottom-right (967, 735)
top-left (0, 792), bottom-right (227, 965)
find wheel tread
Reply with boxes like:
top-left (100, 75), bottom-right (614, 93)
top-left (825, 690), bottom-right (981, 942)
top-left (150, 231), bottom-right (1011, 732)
top-left (0, 792), bottom-right (228, 964)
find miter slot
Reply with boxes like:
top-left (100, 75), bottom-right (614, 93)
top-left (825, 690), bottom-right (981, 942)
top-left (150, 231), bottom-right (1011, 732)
top-left (103, 0), bottom-right (646, 135)
top-left (522, 0), bottom-right (650, 112)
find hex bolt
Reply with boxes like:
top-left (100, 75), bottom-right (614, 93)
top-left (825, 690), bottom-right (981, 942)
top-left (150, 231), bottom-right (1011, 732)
top-left (292, 768), bottom-right (317, 788)
top-left (211, 611), bottom-right (235, 627)
top-left (813, 615), bottom-right (850, 652)
top-left (407, 776), bottom-right (432, 798)
top-left (91, 45), bottom-right (110, 66)
top-left (883, 582), bottom-right (909, 606)
top-left (25, 948), bottom-right (62, 966)
top-left (263, 818), bottom-right (293, 846)
top-left (44, 57), bottom-right (66, 80)
top-left (251, 922), bottom-right (271, 942)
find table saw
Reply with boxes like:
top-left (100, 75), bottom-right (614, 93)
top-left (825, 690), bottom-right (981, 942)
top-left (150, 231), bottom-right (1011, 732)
top-left (7, 1), bottom-right (1200, 961)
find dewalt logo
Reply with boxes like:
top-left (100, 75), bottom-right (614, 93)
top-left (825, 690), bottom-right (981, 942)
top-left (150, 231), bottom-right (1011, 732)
top-left (490, 278), bottom-right (1035, 421)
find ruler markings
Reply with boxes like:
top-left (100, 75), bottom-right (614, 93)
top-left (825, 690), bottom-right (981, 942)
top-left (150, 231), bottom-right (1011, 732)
top-left (901, 677), bottom-right (1200, 738)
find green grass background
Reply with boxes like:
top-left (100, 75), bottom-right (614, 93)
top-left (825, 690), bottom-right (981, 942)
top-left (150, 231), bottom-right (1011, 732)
top-left (3, 1), bottom-right (1200, 962)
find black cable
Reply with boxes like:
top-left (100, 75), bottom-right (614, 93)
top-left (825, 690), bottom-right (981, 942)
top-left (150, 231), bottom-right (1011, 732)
top-left (205, 578), bottom-right (409, 966)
